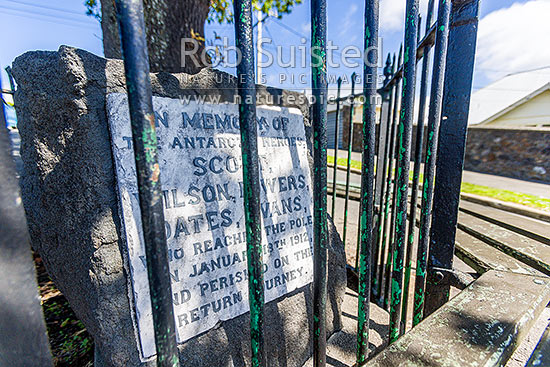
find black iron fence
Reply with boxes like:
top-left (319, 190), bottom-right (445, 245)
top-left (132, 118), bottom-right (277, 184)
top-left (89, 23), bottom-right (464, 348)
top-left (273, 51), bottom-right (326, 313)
top-left (328, 0), bottom-right (478, 347)
top-left (0, 0), bottom-right (480, 366)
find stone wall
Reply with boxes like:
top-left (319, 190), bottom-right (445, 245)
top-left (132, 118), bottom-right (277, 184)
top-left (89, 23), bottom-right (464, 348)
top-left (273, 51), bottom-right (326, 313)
top-left (464, 127), bottom-right (550, 183)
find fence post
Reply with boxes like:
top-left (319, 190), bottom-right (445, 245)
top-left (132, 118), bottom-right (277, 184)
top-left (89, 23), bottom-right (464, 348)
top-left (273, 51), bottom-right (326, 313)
top-left (370, 55), bottom-right (392, 287)
top-left (5, 67), bottom-right (16, 97)
top-left (389, 0), bottom-right (419, 343)
top-left (0, 117), bottom-right (53, 366)
top-left (380, 47), bottom-right (402, 308)
top-left (412, 0), bottom-right (452, 326)
top-left (400, 0), bottom-right (435, 335)
top-left (356, 0), bottom-right (379, 364)
top-left (425, 0), bottom-right (480, 316)
top-left (311, 0), bottom-right (328, 365)
top-left (373, 54), bottom-right (395, 299)
top-left (331, 77), bottom-right (343, 219)
top-left (114, 1), bottom-right (179, 365)
top-left (233, 1), bottom-right (266, 366)
top-left (343, 73), bottom-right (357, 247)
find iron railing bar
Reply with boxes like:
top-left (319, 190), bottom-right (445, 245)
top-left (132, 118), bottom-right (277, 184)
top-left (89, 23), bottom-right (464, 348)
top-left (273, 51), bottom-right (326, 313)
top-left (311, 0), bottom-right (329, 365)
top-left (384, 119), bottom-right (400, 310)
top-left (389, 0), bottom-right (420, 344)
top-left (425, 0), bottom-right (480, 317)
top-left (5, 66), bottom-right (16, 94)
top-left (400, 0), bottom-right (436, 336)
top-left (114, 1), bottom-right (179, 365)
top-left (331, 77), bottom-right (343, 219)
top-left (233, 1), bottom-right (266, 366)
top-left (342, 73), bottom-right (357, 247)
top-left (381, 22), bottom-right (437, 91)
top-left (355, 195), bottom-right (362, 271)
top-left (413, 0), bottom-right (452, 326)
top-left (417, 15), bottom-right (422, 43)
top-left (379, 46), bottom-right (402, 307)
top-left (330, 92), bottom-right (363, 104)
top-left (327, 23), bottom-right (436, 106)
top-left (369, 54), bottom-right (394, 280)
top-left (356, 0), bottom-right (379, 363)
top-left (384, 68), bottom-right (404, 311)
top-left (372, 54), bottom-right (396, 299)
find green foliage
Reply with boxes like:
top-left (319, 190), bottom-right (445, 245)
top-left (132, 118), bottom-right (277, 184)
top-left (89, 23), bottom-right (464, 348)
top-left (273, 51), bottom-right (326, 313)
top-left (210, 0), bottom-right (303, 23)
top-left (327, 155), bottom-right (362, 171)
top-left (84, 0), bottom-right (302, 24)
top-left (43, 294), bottom-right (94, 365)
top-left (84, 0), bottom-right (101, 21)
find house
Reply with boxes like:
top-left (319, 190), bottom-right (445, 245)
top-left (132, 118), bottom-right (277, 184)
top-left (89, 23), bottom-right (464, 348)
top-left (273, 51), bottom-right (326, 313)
top-left (327, 97), bottom-right (382, 151)
top-left (469, 66), bottom-right (550, 127)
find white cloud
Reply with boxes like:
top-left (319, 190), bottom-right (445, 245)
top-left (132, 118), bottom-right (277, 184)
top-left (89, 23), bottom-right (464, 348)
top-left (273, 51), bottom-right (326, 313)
top-left (380, 0), bottom-right (405, 31)
top-left (476, 0), bottom-right (550, 81)
top-left (338, 3), bottom-right (359, 42)
top-left (300, 21), bottom-right (310, 35)
top-left (380, 0), bottom-right (431, 32)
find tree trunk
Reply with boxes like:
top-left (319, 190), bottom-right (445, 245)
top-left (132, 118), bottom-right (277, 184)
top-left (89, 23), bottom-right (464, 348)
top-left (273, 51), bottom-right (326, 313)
top-left (101, 0), bottom-right (210, 74)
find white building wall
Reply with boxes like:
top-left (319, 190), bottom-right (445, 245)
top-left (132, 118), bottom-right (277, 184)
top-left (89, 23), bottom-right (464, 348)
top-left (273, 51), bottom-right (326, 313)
top-left (483, 90), bottom-right (550, 127)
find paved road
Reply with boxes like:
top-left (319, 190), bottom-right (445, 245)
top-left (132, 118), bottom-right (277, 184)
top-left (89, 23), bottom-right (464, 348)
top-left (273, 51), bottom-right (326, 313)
top-left (329, 149), bottom-right (550, 198)
top-left (462, 171), bottom-right (549, 198)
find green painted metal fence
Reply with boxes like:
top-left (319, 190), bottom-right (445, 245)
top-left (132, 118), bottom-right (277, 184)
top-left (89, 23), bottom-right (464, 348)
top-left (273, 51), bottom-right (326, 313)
top-left (0, 0), bottom-right (482, 366)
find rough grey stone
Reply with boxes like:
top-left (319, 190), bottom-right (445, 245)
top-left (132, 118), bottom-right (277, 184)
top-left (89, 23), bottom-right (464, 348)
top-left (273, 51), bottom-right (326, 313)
top-left (12, 45), bottom-right (346, 367)
top-left (463, 127), bottom-right (550, 184)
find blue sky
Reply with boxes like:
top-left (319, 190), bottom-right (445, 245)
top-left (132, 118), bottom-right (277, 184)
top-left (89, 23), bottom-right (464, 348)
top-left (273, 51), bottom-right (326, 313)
top-left (1, 0), bottom-right (550, 110)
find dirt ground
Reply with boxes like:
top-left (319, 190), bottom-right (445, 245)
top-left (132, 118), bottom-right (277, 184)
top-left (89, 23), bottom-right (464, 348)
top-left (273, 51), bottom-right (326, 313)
top-left (34, 253), bottom-right (94, 366)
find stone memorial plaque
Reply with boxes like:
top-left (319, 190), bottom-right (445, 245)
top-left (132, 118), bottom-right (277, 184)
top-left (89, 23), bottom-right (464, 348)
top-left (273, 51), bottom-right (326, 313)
top-left (107, 94), bottom-right (315, 360)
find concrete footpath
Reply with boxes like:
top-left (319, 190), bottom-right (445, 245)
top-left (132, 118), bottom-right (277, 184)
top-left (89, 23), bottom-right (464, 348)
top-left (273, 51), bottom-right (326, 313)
top-left (329, 149), bottom-right (550, 199)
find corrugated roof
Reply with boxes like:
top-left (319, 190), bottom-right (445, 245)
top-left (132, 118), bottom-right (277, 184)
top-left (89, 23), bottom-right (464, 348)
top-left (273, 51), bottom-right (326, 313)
top-left (469, 66), bottom-right (550, 125)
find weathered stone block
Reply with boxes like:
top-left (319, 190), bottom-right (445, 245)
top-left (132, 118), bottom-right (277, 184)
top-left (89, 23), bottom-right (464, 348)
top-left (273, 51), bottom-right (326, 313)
top-left (12, 46), bottom-right (346, 367)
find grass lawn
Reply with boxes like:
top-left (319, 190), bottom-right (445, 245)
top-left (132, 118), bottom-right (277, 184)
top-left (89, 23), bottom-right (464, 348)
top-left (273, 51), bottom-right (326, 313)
top-left (327, 155), bottom-right (362, 171)
top-left (461, 182), bottom-right (550, 212)
top-left (328, 155), bottom-right (550, 212)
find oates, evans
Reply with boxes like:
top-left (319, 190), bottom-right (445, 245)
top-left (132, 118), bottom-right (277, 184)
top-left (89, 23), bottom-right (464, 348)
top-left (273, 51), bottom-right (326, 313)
top-left (165, 195), bottom-right (303, 238)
